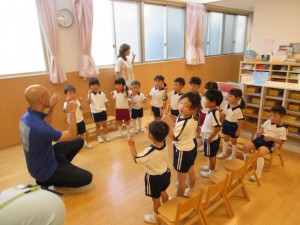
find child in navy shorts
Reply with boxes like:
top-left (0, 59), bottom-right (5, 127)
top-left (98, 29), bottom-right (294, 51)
top-left (162, 92), bottom-right (200, 197)
top-left (148, 75), bottom-right (167, 120)
top-left (129, 81), bottom-right (146, 134)
top-left (86, 78), bottom-right (110, 143)
top-left (127, 120), bottom-right (170, 224)
top-left (217, 88), bottom-right (245, 160)
top-left (167, 77), bottom-right (185, 121)
top-left (243, 105), bottom-right (287, 181)
top-left (200, 89), bottom-right (223, 178)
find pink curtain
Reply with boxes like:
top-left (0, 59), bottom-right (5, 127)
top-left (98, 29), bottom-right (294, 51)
top-left (73, 0), bottom-right (98, 78)
top-left (35, 0), bottom-right (66, 83)
top-left (186, 4), bottom-right (206, 65)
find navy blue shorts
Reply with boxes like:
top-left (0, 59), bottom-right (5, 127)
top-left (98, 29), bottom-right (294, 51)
top-left (152, 106), bottom-right (162, 117)
top-left (252, 136), bottom-right (275, 152)
top-left (91, 111), bottom-right (107, 122)
top-left (170, 109), bottom-right (179, 117)
top-left (77, 120), bottom-right (86, 135)
top-left (222, 120), bottom-right (239, 138)
top-left (203, 136), bottom-right (221, 157)
top-left (131, 108), bottom-right (143, 119)
top-left (173, 144), bottom-right (197, 173)
top-left (144, 168), bottom-right (171, 198)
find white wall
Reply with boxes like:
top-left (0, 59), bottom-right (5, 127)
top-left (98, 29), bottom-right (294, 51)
top-left (251, 0), bottom-right (300, 54)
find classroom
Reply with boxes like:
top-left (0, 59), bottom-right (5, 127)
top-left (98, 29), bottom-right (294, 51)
top-left (1, 0), bottom-right (300, 224)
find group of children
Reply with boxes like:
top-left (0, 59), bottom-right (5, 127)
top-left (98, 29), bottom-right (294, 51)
top-left (63, 74), bottom-right (287, 224)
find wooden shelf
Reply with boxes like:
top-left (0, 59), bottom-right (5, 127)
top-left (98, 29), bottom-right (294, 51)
top-left (284, 119), bottom-right (300, 127)
top-left (244, 113), bottom-right (259, 118)
top-left (286, 110), bottom-right (300, 116)
top-left (265, 95), bottom-right (283, 100)
top-left (246, 103), bottom-right (260, 108)
top-left (287, 98), bottom-right (300, 104)
top-left (244, 93), bottom-right (262, 97)
top-left (287, 132), bottom-right (300, 139)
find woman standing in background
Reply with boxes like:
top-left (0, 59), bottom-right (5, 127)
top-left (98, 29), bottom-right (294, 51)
top-left (115, 44), bottom-right (136, 87)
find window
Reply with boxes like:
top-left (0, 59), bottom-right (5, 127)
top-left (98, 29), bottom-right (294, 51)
top-left (205, 12), bottom-right (247, 56)
top-left (144, 4), bottom-right (185, 61)
top-left (0, 0), bottom-right (46, 76)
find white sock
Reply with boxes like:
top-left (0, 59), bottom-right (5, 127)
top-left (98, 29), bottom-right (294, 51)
top-left (231, 145), bottom-right (237, 158)
top-left (132, 119), bottom-right (137, 129)
top-left (209, 169), bottom-right (215, 174)
top-left (243, 153), bottom-right (249, 161)
top-left (118, 126), bottom-right (122, 133)
top-left (153, 212), bottom-right (158, 221)
top-left (256, 157), bottom-right (264, 178)
top-left (126, 124), bottom-right (130, 133)
top-left (138, 118), bottom-right (142, 129)
top-left (223, 141), bottom-right (229, 154)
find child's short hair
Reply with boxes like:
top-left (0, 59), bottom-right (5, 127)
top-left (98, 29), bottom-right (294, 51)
top-left (205, 89), bottom-right (223, 106)
top-left (179, 92), bottom-right (201, 110)
top-left (89, 77), bottom-right (100, 87)
top-left (115, 77), bottom-right (126, 85)
top-left (64, 85), bottom-right (76, 94)
top-left (228, 88), bottom-right (245, 109)
top-left (131, 80), bottom-right (141, 86)
top-left (270, 105), bottom-right (286, 116)
top-left (189, 76), bottom-right (201, 85)
top-left (204, 81), bottom-right (218, 90)
top-left (149, 120), bottom-right (169, 142)
top-left (174, 77), bottom-right (185, 86)
top-left (154, 75), bottom-right (164, 81)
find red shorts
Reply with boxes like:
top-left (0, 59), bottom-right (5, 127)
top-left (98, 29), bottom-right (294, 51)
top-left (116, 109), bottom-right (130, 121)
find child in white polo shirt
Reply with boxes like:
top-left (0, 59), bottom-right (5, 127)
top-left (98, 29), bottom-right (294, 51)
top-left (148, 75), bottom-right (167, 120)
top-left (167, 77), bottom-right (185, 121)
top-left (129, 80), bottom-right (146, 134)
top-left (127, 120), bottom-right (171, 224)
top-left (200, 89), bottom-right (223, 178)
top-left (243, 105), bottom-right (287, 181)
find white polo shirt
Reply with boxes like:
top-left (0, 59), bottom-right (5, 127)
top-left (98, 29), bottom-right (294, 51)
top-left (63, 99), bottom-right (84, 123)
top-left (113, 90), bottom-right (131, 109)
top-left (168, 91), bottom-right (183, 110)
top-left (135, 141), bottom-right (168, 175)
top-left (130, 92), bottom-right (146, 110)
top-left (88, 91), bottom-right (108, 113)
top-left (261, 119), bottom-right (287, 141)
top-left (201, 108), bottom-right (221, 140)
top-left (223, 104), bottom-right (244, 123)
top-left (172, 115), bottom-right (198, 151)
top-left (149, 87), bottom-right (166, 108)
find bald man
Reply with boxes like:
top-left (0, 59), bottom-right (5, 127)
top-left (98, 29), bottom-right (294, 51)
top-left (20, 85), bottom-right (92, 188)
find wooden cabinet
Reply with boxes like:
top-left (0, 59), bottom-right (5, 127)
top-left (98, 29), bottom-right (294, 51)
top-left (239, 60), bottom-right (300, 84)
top-left (243, 81), bottom-right (300, 152)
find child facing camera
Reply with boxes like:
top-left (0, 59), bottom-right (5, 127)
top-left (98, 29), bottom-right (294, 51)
top-left (127, 120), bottom-right (171, 224)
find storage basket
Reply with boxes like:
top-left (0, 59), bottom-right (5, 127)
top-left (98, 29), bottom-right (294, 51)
top-left (265, 100), bottom-right (279, 107)
top-left (244, 108), bottom-right (258, 115)
top-left (251, 97), bottom-right (260, 104)
top-left (288, 104), bottom-right (300, 111)
top-left (285, 114), bottom-right (298, 121)
top-left (290, 92), bottom-right (300, 99)
top-left (246, 86), bottom-right (260, 93)
top-left (268, 89), bottom-right (283, 96)
top-left (288, 126), bottom-right (299, 133)
top-left (262, 110), bottom-right (270, 117)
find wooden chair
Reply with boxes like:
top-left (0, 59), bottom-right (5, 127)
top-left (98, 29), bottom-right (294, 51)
top-left (226, 164), bottom-right (250, 201)
top-left (156, 191), bottom-right (206, 225)
top-left (204, 174), bottom-right (234, 218)
top-left (224, 150), bottom-right (261, 186)
top-left (264, 144), bottom-right (284, 171)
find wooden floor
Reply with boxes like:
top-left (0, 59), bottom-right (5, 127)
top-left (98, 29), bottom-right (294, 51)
top-left (1, 110), bottom-right (300, 225)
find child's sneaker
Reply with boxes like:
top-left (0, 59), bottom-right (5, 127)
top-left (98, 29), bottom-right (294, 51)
top-left (127, 132), bottom-right (132, 137)
top-left (200, 171), bottom-right (212, 178)
top-left (134, 128), bottom-right (139, 134)
top-left (183, 187), bottom-right (190, 198)
top-left (139, 128), bottom-right (145, 133)
top-left (144, 214), bottom-right (155, 224)
top-left (84, 143), bottom-right (93, 149)
top-left (118, 133), bottom-right (123, 138)
top-left (105, 136), bottom-right (111, 142)
top-left (98, 136), bottom-right (104, 143)
top-left (217, 152), bottom-right (226, 159)
top-left (226, 156), bottom-right (235, 161)
top-left (201, 165), bottom-right (209, 171)
top-left (198, 146), bottom-right (204, 152)
top-left (248, 175), bottom-right (257, 182)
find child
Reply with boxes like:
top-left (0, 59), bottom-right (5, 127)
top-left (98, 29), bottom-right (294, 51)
top-left (167, 77), bottom-right (185, 121)
top-left (63, 85), bottom-right (92, 149)
top-left (243, 105), bottom-right (287, 181)
top-left (127, 120), bottom-right (171, 224)
top-left (200, 89), bottom-right (223, 178)
top-left (129, 80), bottom-right (146, 134)
top-left (162, 92), bottom-right (200, 197)
top-left (217, 88), bottom-right (245, 160)
top-left (87, 78), bottom-right (110, 143)
top-left (149, 75), bottom-right (167, 120)
top-left (113, 77), bottom-right (131, 137)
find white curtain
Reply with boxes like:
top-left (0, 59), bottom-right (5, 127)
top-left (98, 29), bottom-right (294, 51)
top-left (35, 0), bottom-right (67, 83)
top-left (73, 0), bottom-right (99, 78)
top-left (186, 4), bottom-right (206, 65)
top-left (246, 12), bottom-right (254, 50)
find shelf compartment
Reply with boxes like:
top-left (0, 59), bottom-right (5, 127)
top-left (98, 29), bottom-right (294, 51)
top-left (287, 132), bottom-right (300, 139)
top-left (246, 103), bottom-right (260, 108)
top-left (264, 100), bottom-right (282, 107)
top-left (244, 93), bottom-right (261, 97)
top-left (244, 113), bottom-right (259, 118)
top-left (267, 88), bottom-right (284, 97)
top-left (289, 91), bottom-right (300, 100)
top-left (286, 98), bottom-right (300, 104)
top-left (265, 96), bottom-right (283, 100)
top-left (245, 86), bottom-right (261, 93)
top-left (286, 110), bottom-right (300, 116)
